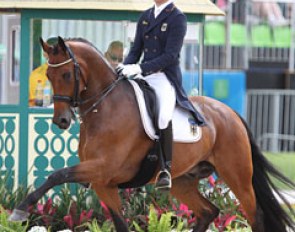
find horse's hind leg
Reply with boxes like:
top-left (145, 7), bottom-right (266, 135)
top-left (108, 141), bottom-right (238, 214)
top-left (214, 148), bottom-right (262, 231)
top-left (171, 175), bottom-right (219, 232)
top-left (92, 184), bottom-right (129, 232)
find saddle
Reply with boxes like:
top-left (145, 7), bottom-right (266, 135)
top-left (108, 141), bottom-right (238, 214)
top-left (118, 77), bottom-right (202, 189)
top-left (118, 78), bottom-right (160, 189)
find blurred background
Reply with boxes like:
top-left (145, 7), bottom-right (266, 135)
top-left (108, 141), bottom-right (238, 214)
top-left (1, 0), bottom-right (294, 154)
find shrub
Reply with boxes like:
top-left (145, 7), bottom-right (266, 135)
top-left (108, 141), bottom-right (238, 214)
top-left (0, 205), bottom-right (29, 232)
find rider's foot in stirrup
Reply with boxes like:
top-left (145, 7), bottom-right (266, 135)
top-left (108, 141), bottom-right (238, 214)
top-left (155, 169), bottom-right (172, 191)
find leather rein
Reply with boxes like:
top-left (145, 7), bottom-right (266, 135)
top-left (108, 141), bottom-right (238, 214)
top-left (47, 44), bottom-right (124, 118)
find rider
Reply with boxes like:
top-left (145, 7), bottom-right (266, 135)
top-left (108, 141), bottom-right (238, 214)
top-left (119, 0), bottom-right (205, 191)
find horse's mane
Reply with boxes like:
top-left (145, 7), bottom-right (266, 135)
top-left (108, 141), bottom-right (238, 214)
top-left (54, 37), bottom-right (104, 57)
top-left (54, 37), bottom-right (116, 72)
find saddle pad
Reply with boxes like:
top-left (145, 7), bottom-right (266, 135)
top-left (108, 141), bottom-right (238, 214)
top-left (129, 79), bottom-right (202, 143)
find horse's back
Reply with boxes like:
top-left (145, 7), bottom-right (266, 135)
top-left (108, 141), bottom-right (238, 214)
top-left (189, 95), bottom-right (244, 132)
top-left (189, 95), bottom-right (250, 155)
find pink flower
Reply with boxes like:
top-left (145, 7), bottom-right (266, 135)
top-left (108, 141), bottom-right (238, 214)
top-left (178, 204), bottom-right (193, 217)
top-left (79, 209), bottom-right (93, 224)
top-left (100, 201), bottom-right (111, 220)
top-left (224, 215), bottom-right (237, 227)
top-left (64, 215), bottom-right (74, 229)
top-left (214, 214), bottom-right (237, 231)
top-left (208, 175), bottom-right (216, 187)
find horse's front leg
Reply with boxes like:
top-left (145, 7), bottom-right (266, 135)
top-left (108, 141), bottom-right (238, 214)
top-left (9, 166), bottom-right (83, 221)
top-left (92, 183), bottom-right (129, 232)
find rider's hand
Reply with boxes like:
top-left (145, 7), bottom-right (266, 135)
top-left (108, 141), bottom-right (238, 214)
top-left (116, 63), bottom-right (124, 75)
top-left (121, 64), bottom-right (142, 77)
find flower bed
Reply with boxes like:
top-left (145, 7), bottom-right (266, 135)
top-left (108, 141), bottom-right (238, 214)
top-left (0, 175), bottom-right (251, 232)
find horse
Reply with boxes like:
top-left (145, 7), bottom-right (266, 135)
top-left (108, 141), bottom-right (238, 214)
top-left (9, 36), bottom-right (295, 232)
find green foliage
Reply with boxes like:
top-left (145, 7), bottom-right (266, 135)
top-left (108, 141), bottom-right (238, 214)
top-left (0, 169), bottom-right (254, 231)
top-left (133, 205), bottom-right (187, 232)
top-left (85, 219), bottom-right (114, 232)
top-left (0, 205), bottom-right (29, 232)
top-left (0, 175), bottom-right (31, 210)
top-left (29, 184), bottom-right (104, 232)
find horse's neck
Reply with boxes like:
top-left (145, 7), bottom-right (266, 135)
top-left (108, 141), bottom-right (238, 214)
top-left (79, 60), bottom-right (117, 115)
top-left (82, 57), bottom-right (116, 97)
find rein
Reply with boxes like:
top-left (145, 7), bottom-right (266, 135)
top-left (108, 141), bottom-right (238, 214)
top-left (48, 43), bottom-right (124, 118)
top-left (79, 76), bottom-right (124, 118)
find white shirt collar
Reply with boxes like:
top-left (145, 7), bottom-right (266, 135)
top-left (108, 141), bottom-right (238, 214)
top-left (154, 0), bottom-right (174, 18)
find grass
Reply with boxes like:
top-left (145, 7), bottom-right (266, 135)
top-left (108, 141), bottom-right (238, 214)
top-left (258, 153), bottom-right (295, 218)
top-left (264, 152), bottom-right (295, 190)
top-left (264, 152), bottom-right (295, 184)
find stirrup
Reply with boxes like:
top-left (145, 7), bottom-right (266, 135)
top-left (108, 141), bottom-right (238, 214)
top-left (155, 169), bottom-right (172, 190)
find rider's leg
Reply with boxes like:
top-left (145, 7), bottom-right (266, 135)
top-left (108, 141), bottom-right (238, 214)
top-left (144, 73), bottom-right (176, 191)
top-left (155, 120), bottom-right (173, 190)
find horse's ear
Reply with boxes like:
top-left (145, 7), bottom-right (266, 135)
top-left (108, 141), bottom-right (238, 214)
top-left (40, 37), bottom-right (50, 53)
top-left (58, 36), bottom-right (67, 52)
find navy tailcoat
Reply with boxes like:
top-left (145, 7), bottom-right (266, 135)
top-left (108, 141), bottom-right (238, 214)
top-left (124, 3), bottom-right (205, 125)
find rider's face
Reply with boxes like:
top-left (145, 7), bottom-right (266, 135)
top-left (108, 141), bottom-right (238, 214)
top-left (154, 0), bottom-right (170, 7)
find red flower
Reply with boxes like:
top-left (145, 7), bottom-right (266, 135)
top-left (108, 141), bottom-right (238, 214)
top-left (79, 209), bottom-right (93, 224)
top-left (100, 201), bottom-right (112, 220)
top-left (214, 214), bottom-right (237, 231)
top-left (64, 215), bottom-right (74, 229)
top-left (208, 175), bottom-right (216, 187)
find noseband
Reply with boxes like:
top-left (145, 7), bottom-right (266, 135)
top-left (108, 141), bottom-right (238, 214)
top-left (47, 45), bottom-right (81, 107)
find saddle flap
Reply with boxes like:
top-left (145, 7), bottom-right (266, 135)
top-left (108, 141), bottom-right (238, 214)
top-left (128, 79), bottom-right (202, 143)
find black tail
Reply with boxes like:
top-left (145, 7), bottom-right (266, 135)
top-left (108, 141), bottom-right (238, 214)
top-left (238, 115), bottom-right (295, 232)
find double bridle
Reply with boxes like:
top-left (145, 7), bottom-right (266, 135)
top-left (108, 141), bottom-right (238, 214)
top-left (47, 44), bottom-right (82, 108)
top-left (47, 43), bottom-right (124, 117)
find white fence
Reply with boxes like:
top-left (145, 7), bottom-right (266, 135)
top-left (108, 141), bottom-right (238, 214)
top-left (247, 89), bottom-right (295, 152)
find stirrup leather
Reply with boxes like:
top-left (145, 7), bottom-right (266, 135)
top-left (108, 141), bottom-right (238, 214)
top-left (155, 169), bottom-right (172, 189)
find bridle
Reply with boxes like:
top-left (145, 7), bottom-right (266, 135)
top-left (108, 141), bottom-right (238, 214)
top-left (47, 43), bottom-right (124, 117)
top-left (47, 44), bottom-right (82, 108)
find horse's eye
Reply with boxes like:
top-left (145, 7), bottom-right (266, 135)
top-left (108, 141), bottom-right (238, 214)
top-left (62, 72), bottom-right (71, 81)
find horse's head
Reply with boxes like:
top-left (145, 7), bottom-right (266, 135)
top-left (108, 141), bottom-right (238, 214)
top-left (40, 36), bottom-right (87, 129)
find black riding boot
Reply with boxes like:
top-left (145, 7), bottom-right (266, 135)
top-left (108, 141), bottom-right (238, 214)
top-left (155, 121), bottom-right (173, 191)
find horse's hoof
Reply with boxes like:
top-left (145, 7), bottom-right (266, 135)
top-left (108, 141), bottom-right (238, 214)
top-left (8, 209), bottom-right (30, 222)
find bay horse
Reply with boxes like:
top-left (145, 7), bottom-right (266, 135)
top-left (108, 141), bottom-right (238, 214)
top-left (10, 37), bottom-right (295, 232)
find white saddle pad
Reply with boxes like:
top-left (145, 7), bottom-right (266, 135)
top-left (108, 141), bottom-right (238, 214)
top-left (129, 79), bottom-right (202, 143)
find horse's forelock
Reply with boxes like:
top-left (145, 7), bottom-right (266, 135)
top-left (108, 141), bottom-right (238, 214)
top-left (52, 45), bottom-right (60, 55)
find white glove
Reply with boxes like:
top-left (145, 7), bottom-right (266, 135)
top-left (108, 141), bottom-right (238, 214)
top-left (121, 64), bottom-right (142, 77)
top-left (116, 63), bottom-right (124, 74)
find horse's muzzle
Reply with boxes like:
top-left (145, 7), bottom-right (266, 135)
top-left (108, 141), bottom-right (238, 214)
top-left (53, 113), bottom-right (71, 129)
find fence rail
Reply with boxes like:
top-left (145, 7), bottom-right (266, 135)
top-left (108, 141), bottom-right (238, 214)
top-left (246, 89), bottom-right (295, 152)
top-left (204, 0), bottom-right (294, 70)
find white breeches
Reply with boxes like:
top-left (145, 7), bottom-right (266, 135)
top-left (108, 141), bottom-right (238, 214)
top-left (144, 72), bottom-right (176, 129)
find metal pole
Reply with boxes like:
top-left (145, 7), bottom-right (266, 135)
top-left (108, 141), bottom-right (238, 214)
top-left (244, 0), bottom-right (249, 70)
top-left (271, 94), bottom-right (280, 153)
top-left (198, 22), bottom-right (204, 96)
top-left (225, 0), bottom-right (232, 69)
top-left (289, 3), bottom-right (295, 72)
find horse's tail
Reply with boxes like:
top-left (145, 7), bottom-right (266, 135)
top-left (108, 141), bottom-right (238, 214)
top-left (238, 114), bottom-right (295, 232)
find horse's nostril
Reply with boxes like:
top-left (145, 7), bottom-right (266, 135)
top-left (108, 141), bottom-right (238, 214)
top-left (53, 116), bottom-right (70, 129)
top-left (60, 117), bottom-right (69, 125)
